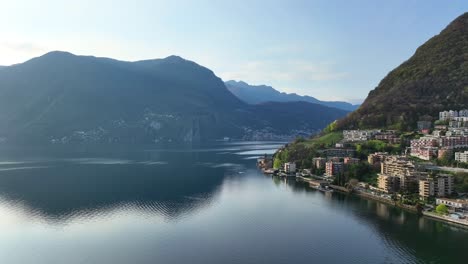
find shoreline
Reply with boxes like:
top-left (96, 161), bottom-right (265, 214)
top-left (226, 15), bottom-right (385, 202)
top-left (295, 176), bottom-right (468, 228)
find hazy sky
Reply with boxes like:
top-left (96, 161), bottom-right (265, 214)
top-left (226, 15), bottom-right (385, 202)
top-left (0, 1), bottom-right (466, 103)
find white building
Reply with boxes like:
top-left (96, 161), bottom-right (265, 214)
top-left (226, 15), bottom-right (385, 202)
top-left (455, 151), bottom-right (468, 163)
top-left (459, 109), bottom-right (468, 117)
top-left (343, 130), bottom-right (380, 142)
top-left (436, 198), bottom-right (468, 211)
top-left (284, 162), bottom-right (296, 174)
top-left (439, 110), bottom-right (459, 121)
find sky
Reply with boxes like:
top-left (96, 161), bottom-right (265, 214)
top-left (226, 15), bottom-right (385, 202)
top-left (0, 1), bottom-right (467, 103)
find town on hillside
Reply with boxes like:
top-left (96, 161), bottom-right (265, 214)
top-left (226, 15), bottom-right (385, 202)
top-left (259, 109), bottom-right (468, 226)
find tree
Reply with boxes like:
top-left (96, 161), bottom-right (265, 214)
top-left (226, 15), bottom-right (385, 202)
top-left (273, 158), bottom-right (282, 169)
top-left (435, 204), bottom-right (449, 215)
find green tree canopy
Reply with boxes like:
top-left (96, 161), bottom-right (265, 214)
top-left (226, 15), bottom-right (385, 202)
top-left (435, 204), bottom-right (449, 215)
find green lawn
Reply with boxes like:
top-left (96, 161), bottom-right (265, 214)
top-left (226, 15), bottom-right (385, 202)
top-left (301, 132), bottom-right (343, 148)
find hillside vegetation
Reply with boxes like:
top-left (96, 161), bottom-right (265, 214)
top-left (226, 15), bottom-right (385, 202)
top-left (337, 12), bottom-right (468, 130)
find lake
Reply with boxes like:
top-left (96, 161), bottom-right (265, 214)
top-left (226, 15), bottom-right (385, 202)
top-left (0, 142), bottom-right (466, 264)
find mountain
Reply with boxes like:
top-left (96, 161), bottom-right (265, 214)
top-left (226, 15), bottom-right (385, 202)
top-left (225, 80), bottom-right (359, 111)
top-left (0, 51), bottom-right (348, 144)
top-left (337, 12), bottom-right (468, 130)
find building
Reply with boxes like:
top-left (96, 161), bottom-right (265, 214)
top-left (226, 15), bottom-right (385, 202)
top-left (412, 146), bottom-right (438, 160)
top-left (439, 136), bottom-right (468, 148)
top-left (378, 156), bottom-right (420, 193)
top-left (374, 131), bottom-right (401, 144)
top-left (436, 198), bottom-right (468, 212)
top-left (381, 156), bottom-right (416, 177)
top-left (449, 118), bottom-right (468, 128)
top-left (438, 147), bottom-right (453, 160)
top-left (435, 125), bottom-right (448, 130)
top-left (377, 174), bottom-right (400, 193)
top-left (446, 128), bottom-right (468, 136)
top-left (284, 162), bottom-right (296, 174)
top-left (257, 155), bottom-right (273, 169)
top-left (419, 178), bottom-right (434, 199)
top-left (439, 110), bottom-right (459, 121)
top-left (410, 137), bottom-right (439, 160)
top-left (343, 130), bottom-right (380, 142)
top-left (321, 148), bottom-right (356, 158)
top-left (368, 152), bottom-right (388, 165)
top-left (432, 130), bottom-right (443, 137)
top-left (344, 157), bottom-right (360, 165)
top-left (460, 109), bottom-right (468, 117)
top-left (455, 151), bottom-right (468, 163)
top-left (325, 161), bottom-right (344, 177)
top-left (419, 174), bottom-right (454, 199)
top-left (417, 121), bottom-right (432, 131)
top-left (312, 157), bottom-right (326, 169)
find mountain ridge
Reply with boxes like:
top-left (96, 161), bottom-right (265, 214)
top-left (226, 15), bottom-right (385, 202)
top-left (225, 80), bottom-right (359, 111)
top-left (0, 51), bottom-right (348, 144)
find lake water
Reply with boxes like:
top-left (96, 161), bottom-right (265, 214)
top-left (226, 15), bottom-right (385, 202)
top-left (0, 142), bottom-right (466, 264)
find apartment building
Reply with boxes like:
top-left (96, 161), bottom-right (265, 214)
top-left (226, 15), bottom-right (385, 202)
top-left (374, 132), bottom-right (401, 144)
top-left (325, 161), bottom-right (344, 177)
top-left (368, 152), bottom-right (388, 165)
top-left (376, 156), bottom-right (419, 193)
top-left (381, 156), bottom-right (416, 177)
top-left (438, 147), bottom-right (453, 159)
top-left (321, 148), bottom-right (356, 158)
top-left (419, 174), bottom-right (454, 199)
top-left (439, 110), bottom-right (459, 120)
top-left (455, 151), bottom-right (468, 163)
top-left (343, 130), bottom-right (380, 142)
top-left (439, 136), bottom-right (468, 148)
top-left (312, 157), bottom-right (326, 169)
top-left (344, 157), bottom-right (360, 165)
top-left (412, 146), bottom-right (438, 160)
top-left (377, 174), bottom-right (399, 193)
top-left (417, 121), bottom-right (432, 130)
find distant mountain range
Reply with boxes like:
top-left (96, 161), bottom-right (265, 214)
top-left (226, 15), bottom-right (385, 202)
top-left (0, 51), bottom-right (349, 144)
top-left (337, 12), bottom-right (468, 130)
top-left (225, 80), bottom-right (359, 111)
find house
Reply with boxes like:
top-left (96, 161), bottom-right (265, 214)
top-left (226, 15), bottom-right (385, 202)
top-left (284, 162), bottom-right (296, 174)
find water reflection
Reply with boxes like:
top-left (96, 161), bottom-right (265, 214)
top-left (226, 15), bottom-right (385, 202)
top-left (0, 143), bottom-right (276, 223)
top-left (0, 142), bottom-right (466, 264)
top-left (278, 177), bottom-right (468, 263)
